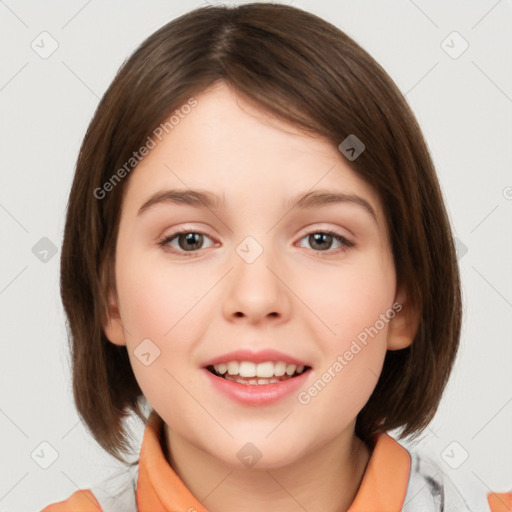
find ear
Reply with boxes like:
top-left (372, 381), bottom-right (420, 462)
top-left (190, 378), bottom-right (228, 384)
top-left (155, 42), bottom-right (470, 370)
top-left (102, 289), bottom-right (127, 346)
top-left (386, 284), bottom-right (420, 351)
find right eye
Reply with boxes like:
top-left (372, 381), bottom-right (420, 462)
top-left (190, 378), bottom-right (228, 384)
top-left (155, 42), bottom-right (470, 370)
top-left (158, 230), bottom-right (216, 256)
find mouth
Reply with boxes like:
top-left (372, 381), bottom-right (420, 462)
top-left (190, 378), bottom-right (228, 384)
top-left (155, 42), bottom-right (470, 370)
top-left (205, 361), bottom-right (312, 386)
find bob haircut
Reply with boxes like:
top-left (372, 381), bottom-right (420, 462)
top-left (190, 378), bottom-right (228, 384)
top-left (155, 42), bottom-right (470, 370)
top-left (60, 3), bottom-right (462, 463)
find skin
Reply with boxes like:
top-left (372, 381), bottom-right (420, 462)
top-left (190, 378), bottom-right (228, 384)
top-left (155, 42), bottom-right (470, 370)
top-left (103, 81), bottom-right (418, 512)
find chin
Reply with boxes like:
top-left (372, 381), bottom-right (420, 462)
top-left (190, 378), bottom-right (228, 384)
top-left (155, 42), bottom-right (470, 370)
top-left (205, 435), bottom-right (310, 471)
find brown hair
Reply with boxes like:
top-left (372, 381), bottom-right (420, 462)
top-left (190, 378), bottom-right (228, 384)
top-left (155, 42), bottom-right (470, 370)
top-left (60, 3), bottom-right (462, 463)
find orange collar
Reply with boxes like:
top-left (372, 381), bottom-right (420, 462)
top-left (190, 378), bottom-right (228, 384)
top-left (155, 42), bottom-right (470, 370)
top-left (136, 411), bottom-right (410, 512)
top-left (136, 410), bottom-right (208, 511)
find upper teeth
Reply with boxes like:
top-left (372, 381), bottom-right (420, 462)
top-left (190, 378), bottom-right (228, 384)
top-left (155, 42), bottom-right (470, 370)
top-left (214, 361), bottom-right (305, 378)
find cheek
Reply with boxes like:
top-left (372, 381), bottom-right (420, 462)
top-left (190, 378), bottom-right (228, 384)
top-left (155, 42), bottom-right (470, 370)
top-left (297, 341), bottom-right (387, 445)
top-left (116, 251), bottom-right (211, 340)
top-left (298, 252), bottom-right (396, 347)
top-left (115, 250), bottom-right (216, 412)
top-left (297, 285), bottom-right (390, 433)
top-left (293, 253), bottom-right (394, 415)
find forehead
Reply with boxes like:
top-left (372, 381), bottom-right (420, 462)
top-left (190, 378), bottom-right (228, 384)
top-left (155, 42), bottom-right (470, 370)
top-left (120, 82), bottom-right (384, 226)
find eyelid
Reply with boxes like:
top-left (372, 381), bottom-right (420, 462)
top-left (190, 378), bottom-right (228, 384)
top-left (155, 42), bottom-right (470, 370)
top-left (158, 224), bottom-right (214, 239)
top-left (294, 222), bottom-right (356, 247)
top-left (295, 222), bottom-right (352, 239)
top-left (159, 223), bottom-right (353, 243)
top-left (159, 226), bottom-right (215, 244)
top-left (158, 223), bottom-right (356, 258)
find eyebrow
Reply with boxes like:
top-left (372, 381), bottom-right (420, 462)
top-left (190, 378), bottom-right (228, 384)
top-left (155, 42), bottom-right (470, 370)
top-left (137, 188), bottom-right (377, 223)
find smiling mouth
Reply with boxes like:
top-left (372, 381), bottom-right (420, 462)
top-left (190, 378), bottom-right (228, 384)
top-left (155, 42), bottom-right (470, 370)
top-left (206, 361), bottom-right (312, 385)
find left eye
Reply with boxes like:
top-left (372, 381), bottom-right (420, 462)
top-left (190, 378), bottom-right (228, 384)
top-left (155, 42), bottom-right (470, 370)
top-left (297, 231), bottom-right (354, 252)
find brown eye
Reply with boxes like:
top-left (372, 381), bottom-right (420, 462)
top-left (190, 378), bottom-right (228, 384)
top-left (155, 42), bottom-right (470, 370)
top-left (297, 230), bottom-right (355, 254)
top-left (177, 232), bottom-right (204, 251)
top-left (159, 230), bottom-right (215, 255)
top-left (308, 232), bottom-right (334, 251)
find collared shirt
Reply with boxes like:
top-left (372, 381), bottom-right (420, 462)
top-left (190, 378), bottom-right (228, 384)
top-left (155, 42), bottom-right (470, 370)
top-left (41, 410), bottom-right (511, 512)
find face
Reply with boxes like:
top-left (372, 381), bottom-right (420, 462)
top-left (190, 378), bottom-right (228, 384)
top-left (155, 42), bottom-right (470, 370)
top-left (103, 81), bottom-right (415, 469)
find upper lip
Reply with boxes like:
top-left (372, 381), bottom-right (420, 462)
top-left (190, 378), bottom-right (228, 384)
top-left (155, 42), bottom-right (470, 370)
top-left (202, 349), bottom-right (310, 367)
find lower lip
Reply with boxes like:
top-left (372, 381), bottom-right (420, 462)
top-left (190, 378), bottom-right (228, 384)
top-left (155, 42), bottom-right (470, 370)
top-left (202, 368), bottom-right (311, 406)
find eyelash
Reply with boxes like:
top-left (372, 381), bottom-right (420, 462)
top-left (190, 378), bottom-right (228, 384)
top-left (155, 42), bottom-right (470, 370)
top-left (157, 228), bottom-right (355, 258)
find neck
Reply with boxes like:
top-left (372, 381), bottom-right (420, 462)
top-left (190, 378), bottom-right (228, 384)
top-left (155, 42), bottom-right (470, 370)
top-left (164, 425), bottom-right (371, 512)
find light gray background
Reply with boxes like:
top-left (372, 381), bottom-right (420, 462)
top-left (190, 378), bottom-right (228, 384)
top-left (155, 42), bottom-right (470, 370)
top-left (1, 1), bottom-right (511, 511)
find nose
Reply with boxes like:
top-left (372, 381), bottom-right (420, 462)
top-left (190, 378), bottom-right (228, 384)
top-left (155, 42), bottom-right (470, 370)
top-left (222, 239), bottom-right (292, 325)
